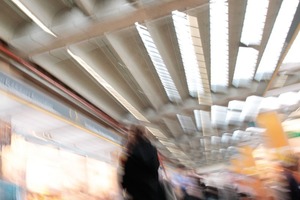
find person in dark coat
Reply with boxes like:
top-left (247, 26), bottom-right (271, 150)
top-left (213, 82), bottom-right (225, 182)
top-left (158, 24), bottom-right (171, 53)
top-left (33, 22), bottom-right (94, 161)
top-left (121, 125), bottom-right (165, 200)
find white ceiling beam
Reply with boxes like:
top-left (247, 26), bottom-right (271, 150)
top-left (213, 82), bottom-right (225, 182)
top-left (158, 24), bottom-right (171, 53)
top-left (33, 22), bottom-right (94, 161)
top-left (28, 0), bottom-right (209, 57)
top-left (105, 32), bottom-right (166, 111)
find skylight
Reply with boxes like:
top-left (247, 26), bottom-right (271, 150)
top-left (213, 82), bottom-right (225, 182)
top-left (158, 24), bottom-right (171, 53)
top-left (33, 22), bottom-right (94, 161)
top-left (67, 49), bottom-right (149, 122)
top-left (240, 0), bottom-right (269, 46)
top-left (11, 0), bottom-right (56, 37)
top-left (172, 10), bottom-right (207, 98)
top-left (232, 47), bottom-right (259, 87)
top-left (209, 0), bottom-right (229, 91)
top-left (135, 23), bottom-right (181, 102)
top-left (255, 0), bottom-right (299, 81)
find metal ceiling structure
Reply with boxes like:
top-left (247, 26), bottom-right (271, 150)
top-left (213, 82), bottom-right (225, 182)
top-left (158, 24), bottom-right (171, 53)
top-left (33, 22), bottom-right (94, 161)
top-left (0, 0), bottom-right (300, 168)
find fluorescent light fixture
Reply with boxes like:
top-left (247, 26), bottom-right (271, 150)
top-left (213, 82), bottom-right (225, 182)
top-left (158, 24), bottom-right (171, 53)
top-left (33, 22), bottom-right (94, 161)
top-left (11, 0), bottom-right (56, 37)
top-left (240, 0), bottom-right (269, 46)
top-left (255, 0), bottom-right (299, 81)
top-left (278, 92), bottom-right (299, 106)
top-left (211, 105), bottom-right (227, 127)
top-left (245, 127), bottom-right (266, 133)
top-left (146, 127), bottom-right (167, 139)
top-left (228, 100), bottom-right (245, 111)
top-left (176, 114), bottom-right (197, 133)
top-left (209, 0), bottom-right (229, 91)
top-left (259, 97), bottom-right (280, 112)
top-left (67, 49), bottom-right (149, 122)
top-left (240, 96), bottom-right (263, 121)
top-left (172, 10), bottom-right (209, 99)
top-left (135, 23), bottom-right (181, 102)
top-left (232, 47), bottom-right (259, 87)
top-left (226, 110), bottom-right (242, 125)
top-left (226, 100), bottom-right (244, 124)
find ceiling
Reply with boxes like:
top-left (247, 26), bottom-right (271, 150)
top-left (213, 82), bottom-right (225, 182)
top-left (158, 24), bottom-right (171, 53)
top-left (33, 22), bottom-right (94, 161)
top-left (0, 0), bottom-right (300, 168)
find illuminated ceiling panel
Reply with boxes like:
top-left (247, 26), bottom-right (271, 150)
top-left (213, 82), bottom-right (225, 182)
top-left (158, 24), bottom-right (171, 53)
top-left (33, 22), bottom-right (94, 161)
top-left (135, 22), bottom-right (181, 102)
top-left (255, 0), bottom-right (299, 81)
top-left (172, 10), bottom-right (211, 103)
top-left (240, 0), bottom-right (269, 46)
top-left (209, 0), bottom-right (229, 91)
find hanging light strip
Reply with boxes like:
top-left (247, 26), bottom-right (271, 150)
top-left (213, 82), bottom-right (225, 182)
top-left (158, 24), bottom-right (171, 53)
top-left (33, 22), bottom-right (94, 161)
top-left (209, 0), bottom-right (229, 91)
top-left (172, 10), bottom-right (206, 98)
top-left (255, 0), bottom-right (299, 81)
top-left (67, 49), bottom-right (149, 122)
top-left (240, 0), bottom-right (269, 46)
top-left (135, 23), bottom-right (181, 102)
top-left (232, 47), bottom-right (259, 87)
top-left (11, 0), bottom-right (56, 37)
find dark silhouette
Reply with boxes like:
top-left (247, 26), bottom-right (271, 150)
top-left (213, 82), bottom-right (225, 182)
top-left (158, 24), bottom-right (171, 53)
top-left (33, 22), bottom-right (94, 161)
top-left (121, 125), bottom-right (165, 200)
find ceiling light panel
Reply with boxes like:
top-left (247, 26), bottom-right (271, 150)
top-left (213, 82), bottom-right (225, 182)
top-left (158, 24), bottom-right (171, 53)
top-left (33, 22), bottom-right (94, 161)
top-left (135, 23), bottom-right (181, 102)
top-left (240, 0), bottom-right (269, 46)
top-left (209, 0), bottom-right (229, 91)
top-left (278, 92), bottom-right (299, 106)
top-left (211, 105), bottom-right (228, 127)
top-left (172, 10), bottom-right (209, 100)
top-left (177, 114), bottom-right (197, 133)
top-left (10, 0), bottom-right (56, 37)
top-left (232, 47), bottom-right (259, 87)
top-left (228, 100), bottom-right (245, 111)
top-left (259, 97), bottom-right (280, 112)
top-left (226, 110), bottom-right (242, 125)
top-left (67, 49), bottom-right (149, 122)
top-left (226, 100), bottom-right (245, 125)
top-left (255, 0), bottom-right (299, 81)
top-left (240, 96), bottom-right (263, 121)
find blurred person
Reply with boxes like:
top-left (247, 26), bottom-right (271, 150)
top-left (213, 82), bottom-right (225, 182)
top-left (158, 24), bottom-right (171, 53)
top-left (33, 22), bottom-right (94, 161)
top-left (281, 153), bottom-right (300, 200)
top-left (120, 125), bottom-right (165, 200)
top-left (182, 176), bottom-right (203, 200)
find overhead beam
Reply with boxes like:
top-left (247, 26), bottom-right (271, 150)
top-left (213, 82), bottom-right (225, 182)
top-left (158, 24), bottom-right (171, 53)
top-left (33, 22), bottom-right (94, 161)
top-left (28, 0), bottom-right (209, 57)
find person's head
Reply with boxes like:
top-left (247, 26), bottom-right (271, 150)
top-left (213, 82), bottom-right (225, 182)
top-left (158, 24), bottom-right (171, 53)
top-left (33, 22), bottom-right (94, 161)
top-left (126, 124), bottom-right (148, 150)
top-left (281, 153), bottom-right (299, 171)
top-left (128, 124), bottom-right (147, 141)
